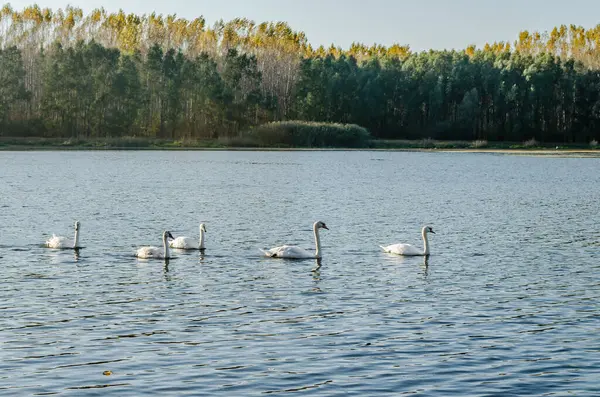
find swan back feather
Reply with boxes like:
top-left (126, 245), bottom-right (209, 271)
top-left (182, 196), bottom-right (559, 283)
top-left (261, 245), bottom-right (315, 259)
top-left (46, 235), bottom-right (74, 249)
top-left (170, 236), bottom-right (198, 249)
top-left (135, 246), bottom-right (164, 259)
top-left (45, 220), bottom-right (80, 249)
top-left (380, 243), bottom-right (423, 256)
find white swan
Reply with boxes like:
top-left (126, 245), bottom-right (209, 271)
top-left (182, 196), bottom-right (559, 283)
top-left (135, 231), bottom-right (175, 259)
top-left (261, 221), bottom-right (329, 259)
top-left (45, 221), bottom-right (81, 249)
top-left (380, 226), bottom-right (435, 256)
top-left (170, 223), bottom-right (206, 250)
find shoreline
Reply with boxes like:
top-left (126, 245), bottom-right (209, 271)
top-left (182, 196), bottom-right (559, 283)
top-left (436, 148), bottom-right (600, 156)
top-left (0, 138), bottom-right (598, 156)
top-left (1, 146), bottom-right (599, 156)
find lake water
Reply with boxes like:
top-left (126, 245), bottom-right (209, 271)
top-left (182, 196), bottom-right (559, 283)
top-left (0, 150), bottom-right (599, 396)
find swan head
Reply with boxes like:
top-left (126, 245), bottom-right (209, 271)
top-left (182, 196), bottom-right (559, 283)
top-left (315, 221), bottom-right (329, 230)
top-left (422, 226), bottom-right (435, 234)
top-left (163, 231), bottom-right (175, 240)
top-left (75, 221), bottom-right (80, 231)
top-left (200, 223), bottom-right (207, 232)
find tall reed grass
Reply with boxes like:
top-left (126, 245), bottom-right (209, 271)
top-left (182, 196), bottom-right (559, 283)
top-left (247, 121), bottom-right (371, 148)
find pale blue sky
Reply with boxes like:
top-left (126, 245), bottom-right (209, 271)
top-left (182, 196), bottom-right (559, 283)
top-left (6, 0), bottom-right (600, 51)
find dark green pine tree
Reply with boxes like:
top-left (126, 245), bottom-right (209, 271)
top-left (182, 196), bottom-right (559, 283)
top-left (0, 46), bottom-right (30, 134)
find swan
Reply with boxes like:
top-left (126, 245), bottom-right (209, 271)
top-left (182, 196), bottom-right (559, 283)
top-left (135, 231), bottom-right (175, 259)
top-left (261, 221), bottom-right (329, 259)
top-left (170, 223), bottom-right (206, 250)
top-left (45, 221), bottom-right (81, 249)
top-left (380, 226), bottom-right (435, 256)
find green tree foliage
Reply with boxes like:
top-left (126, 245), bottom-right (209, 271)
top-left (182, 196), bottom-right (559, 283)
top-left (220, 48), bottom-right (263, 136)
top-left (178, 53), bottom-right (226, 139)
top-left (0, 46), bottom-right (29, 130)
top-left (1, 4), bottom-right (600, 143)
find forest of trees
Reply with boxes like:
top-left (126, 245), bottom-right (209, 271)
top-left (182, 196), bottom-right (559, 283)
top-left (1, 4), bottom-right (600, 143)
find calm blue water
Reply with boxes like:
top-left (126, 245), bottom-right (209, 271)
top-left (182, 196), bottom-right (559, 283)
top-left (0, 150), bottom-right (599, 396)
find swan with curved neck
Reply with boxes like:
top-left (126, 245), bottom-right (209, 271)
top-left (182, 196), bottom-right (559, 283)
top-left (261, 221), bottom-right (329, 259)
top-left (170, 223), bottom-right (207, 250)
top-left (45, 221), bottom-right (81, 249)
top-left (136, 231), bottom-right (175, 259)
top-left (380, 226), bottom-right (435, 256)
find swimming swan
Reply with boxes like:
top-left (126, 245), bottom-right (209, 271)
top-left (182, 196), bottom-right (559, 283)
top-left (170, 223), bottom-right (206, 250)
top-left (45, 221), bottom-right (81, 249)
top-left (380, 226), bottom-right (435, 256)
top-left (261, 221), bottom-right (329, 259)
top-left (135, 231), bottom-right (175, 259)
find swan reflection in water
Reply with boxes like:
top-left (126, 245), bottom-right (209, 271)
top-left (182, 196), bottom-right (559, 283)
top-left (73, 247), bottom-right (81, 262)
top-left (163, 258), bottom-right (171, 281)
top-left (312, 258), bottom-right (323, 273)
top-left (45, 246), bottom-right (82, 264)
top-left (310, 258), bottom-right (323, 293)
top-left (421, 255), bottom-right (429, 277)
top-left (382, 253), bottom-right (430, 278)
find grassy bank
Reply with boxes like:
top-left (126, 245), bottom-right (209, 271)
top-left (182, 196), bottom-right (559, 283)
top-left (2, 121), bottom-right (598, 151)
top-left (0, 137), bottom-right (229, 150)
top-left (1, 136), bottom-right (599, 152)
top-left (0, 121), bottom-right (373, 150)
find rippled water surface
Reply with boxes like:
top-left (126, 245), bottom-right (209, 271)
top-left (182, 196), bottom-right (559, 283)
top-left (1, 150), bottom-right (599, 396)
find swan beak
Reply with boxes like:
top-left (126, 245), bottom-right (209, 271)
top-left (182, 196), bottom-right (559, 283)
top-left (322, 225), bottom-right (329, 230)
top-left (430, 230), bottom-right (435, 234)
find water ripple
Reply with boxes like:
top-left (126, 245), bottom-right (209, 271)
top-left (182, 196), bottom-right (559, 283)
top-left (0, 151), bottom-right (599, 395)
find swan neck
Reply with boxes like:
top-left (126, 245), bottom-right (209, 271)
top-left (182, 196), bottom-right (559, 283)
top-left (199, 227), bottom-right (205, 249)
top-left (74, 227), bottom-right (80, 248)
top-left (314, 224), bottom-right (322, 258)
top-left (163, 235), bottom-right (170, 258)
top-left (422, 230), bottom-right (429, 256)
